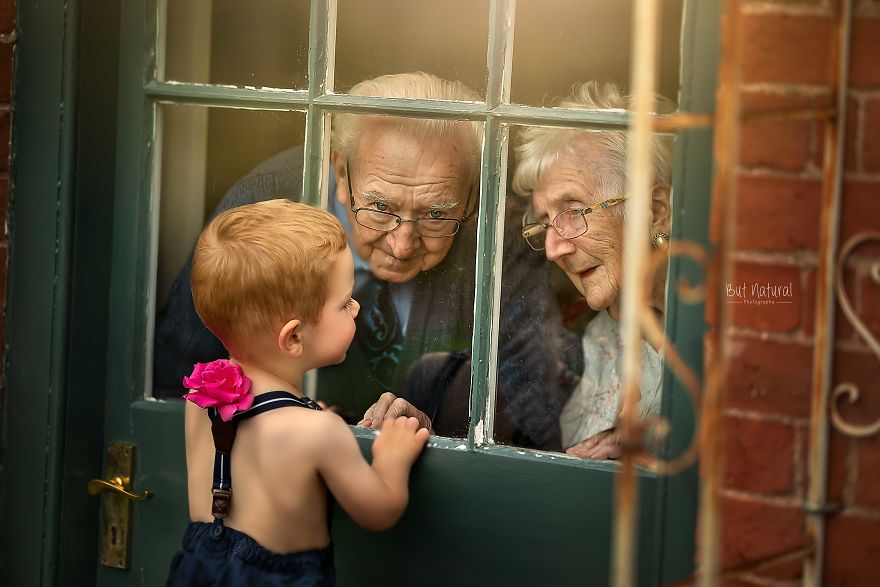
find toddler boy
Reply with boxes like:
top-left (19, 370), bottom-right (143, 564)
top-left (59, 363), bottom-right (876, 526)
top-left (166, 199), bottom-right (429, 586)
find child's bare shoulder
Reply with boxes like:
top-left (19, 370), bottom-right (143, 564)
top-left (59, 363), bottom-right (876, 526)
top-left (257, 405), bottom-right (350, 440)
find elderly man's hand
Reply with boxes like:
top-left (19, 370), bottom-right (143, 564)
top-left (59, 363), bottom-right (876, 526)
top-left (357, 392), bottom-right (434, 433)
top-left (565, 429), bottom-right (622, 460)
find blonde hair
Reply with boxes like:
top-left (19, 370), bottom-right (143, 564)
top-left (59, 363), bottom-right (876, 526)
top-left (191, 200), bottom-right (347, 355)
top-left (332, 72), bottom-right (483, 182)
top-left (513, 81), bottom-right (675, 208)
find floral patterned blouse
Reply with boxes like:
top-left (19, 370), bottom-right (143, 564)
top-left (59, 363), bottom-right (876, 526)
top-left (559, 310), bottom-right (663, 450)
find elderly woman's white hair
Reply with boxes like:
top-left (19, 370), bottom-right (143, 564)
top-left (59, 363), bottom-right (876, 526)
top-left (513, 81), bottom-right (675, 209)
top-left (331, 72), bottom-right (483, 180)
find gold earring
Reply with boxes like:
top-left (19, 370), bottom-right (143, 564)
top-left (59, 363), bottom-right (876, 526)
top-left (652, 232), bottom-right (669, 249)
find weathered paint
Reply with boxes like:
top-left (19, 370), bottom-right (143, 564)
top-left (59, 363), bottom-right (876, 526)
top-left (614, 1), bottom-right (662, 585)
top-left (804, 1), bottom-right (853, 585)
top-left (701, 0), bottom-right (745, 583)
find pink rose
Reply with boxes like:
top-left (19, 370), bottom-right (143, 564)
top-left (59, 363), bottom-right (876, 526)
top-left (182, 359), bottom-right (253, 422)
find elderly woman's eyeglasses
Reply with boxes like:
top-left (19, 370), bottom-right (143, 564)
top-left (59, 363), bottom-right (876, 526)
top-left (521, 197), bottom-right (627, 251)
top-left (346, 161), bottom-right (472, 238)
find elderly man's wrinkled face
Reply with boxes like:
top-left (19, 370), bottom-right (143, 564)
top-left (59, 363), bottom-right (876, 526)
top-left (334, 122), bottom-right (473, 284)
top-left (531, 143), bottom-right (627, 319)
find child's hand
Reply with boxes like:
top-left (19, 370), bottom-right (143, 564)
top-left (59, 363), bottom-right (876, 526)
top-left (371, 416), bottom-right (429, 468)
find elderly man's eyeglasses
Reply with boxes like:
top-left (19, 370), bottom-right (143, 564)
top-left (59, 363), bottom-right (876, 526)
top-left (346, 161), bottom-right (472, 238)
top-left (521, 197), bottom-right (627, 251)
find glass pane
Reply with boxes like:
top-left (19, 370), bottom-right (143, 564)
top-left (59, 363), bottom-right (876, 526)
top-left (315, 113), bottom-right (484, 433)
top-left (335, 0), bottom-right (489, 100)
top-left (496, 117), bottom-right (676, 455)
top-left (161, 0), bottom-right (310, 89)
top-left (152, 105), bottom-right (306, 399)
top-left (510, 0), bottom-right (683, 107)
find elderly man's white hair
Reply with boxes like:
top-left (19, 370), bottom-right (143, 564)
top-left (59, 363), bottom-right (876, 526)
top-left (331, 72), bottom-right (483, 180)
top-left (513, 80), bottom-right (675, 210)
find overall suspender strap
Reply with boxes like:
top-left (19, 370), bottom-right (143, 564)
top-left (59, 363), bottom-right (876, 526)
top-left (208, 391), bottom-right (322, 523)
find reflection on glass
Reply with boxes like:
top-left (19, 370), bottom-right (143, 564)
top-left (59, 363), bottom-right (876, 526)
top-left (320, 98), bottom-right (483, 430)
top-left (161, 0), bottom-right (309, 89)
top-left (335, 0), bottom-right (489, 99)
top-left (496, 81), bottom-right (676, 457)
top-left (510, 0), bottom-right (682, 107)
top-left (152, 105), bottom-right (305, 399)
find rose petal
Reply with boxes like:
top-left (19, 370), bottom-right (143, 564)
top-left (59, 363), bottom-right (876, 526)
top-left (183, 392), bottom-right (220, 408)
top-left (218, 404), bottom-right (238, 422)
top-left (183, 360), bottom-right (253, 421)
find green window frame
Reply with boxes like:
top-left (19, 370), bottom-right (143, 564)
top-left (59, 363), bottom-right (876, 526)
top-left (109, 0), bottom-right (718, 582)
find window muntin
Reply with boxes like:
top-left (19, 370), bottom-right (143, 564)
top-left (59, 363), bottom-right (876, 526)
top-left (144, 0), bottom-right (697, 470)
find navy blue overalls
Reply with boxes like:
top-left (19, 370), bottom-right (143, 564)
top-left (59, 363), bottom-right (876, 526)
top-left (166, 391), bottom-right (335, 587)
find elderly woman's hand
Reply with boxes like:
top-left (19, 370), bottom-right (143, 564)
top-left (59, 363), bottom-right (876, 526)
top-left (565, 429), bottom-right (622, 460)
top-left (357, 392), bottom-right (434, 433)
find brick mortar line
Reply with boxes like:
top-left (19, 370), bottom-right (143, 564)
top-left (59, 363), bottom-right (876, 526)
top-left (849, 89), bottom-right (880, 99)
top-left (736, 574), bottom-right (801, 587)
top-left (834, 338), bottom-right (876, 353)
top-left (844, 255), bottom-right (880, 270)
top-left (728, 326), bottom-right (874, 352)
top-left (740, 83), bottom-right (832, 96)
top-left (728, 325), bottom-right (812, 342)
top-left (831, 253), bottom-right (878, 267)
top-left (838, 505), bottom-right (880, 520)
top-left (742, 2), bottom-right (833, 17)
top-left (721, 487), bottom-right (807, 508)
top-left (724, 407), bottom-right (809, 426)
top-left (736, 166), bottom-right (824, 179)
top-left (843, 170), bottom-right (880, 181)
top-left (738, 165), bottom-right (825, 179)
top-left (732, 249), bottom-right (820, 265)
top-left (725, 252), bottom-right (874, 272)
top-left (855, 2), bottom-right (880, 18)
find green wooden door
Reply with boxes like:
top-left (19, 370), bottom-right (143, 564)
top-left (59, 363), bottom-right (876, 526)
top-left (2, 1), bottom-right (718, 585)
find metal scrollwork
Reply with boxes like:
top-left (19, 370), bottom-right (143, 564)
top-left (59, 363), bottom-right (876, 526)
top-left (633, 240), bottom-right (709, 475)
top-left (829, 232), bottom-right (880, 438)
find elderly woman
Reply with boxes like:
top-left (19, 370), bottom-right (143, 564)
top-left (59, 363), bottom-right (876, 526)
top-left (514, 80), bottom-right (674, 460)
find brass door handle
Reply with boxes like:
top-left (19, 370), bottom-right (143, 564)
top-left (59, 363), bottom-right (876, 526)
top-left (88, 476), bottom-right (153, 502)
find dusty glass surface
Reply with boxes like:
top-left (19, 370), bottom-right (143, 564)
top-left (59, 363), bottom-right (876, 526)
top-left (161, 0), bottom-right (310, 89)
top-left (335, 0), bottom-right (489, 99)
top-left (151, 104), bottom-right (306, 399)
top-left (495, 119), bottom-right (675, 455)
top-left (314, 114), bottom-right (483, 432)
top-left (510, 0), bottom-right (683, 107)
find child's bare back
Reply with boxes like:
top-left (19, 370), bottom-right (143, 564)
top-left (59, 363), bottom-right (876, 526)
top-left (187, 400), bottom-right (428, 554)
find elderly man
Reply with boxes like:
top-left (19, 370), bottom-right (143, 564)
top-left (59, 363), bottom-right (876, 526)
top-left (154, 72), bottom-right (578, 451)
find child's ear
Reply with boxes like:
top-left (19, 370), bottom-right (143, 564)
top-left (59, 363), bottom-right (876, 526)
top-left (278, 319), bottom-right (305, 358)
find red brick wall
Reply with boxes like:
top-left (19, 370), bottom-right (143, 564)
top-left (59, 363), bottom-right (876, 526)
top-left (0, 0), bottom-right (12, 402)
top-left (718, 1), bottom-right (880, 585)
